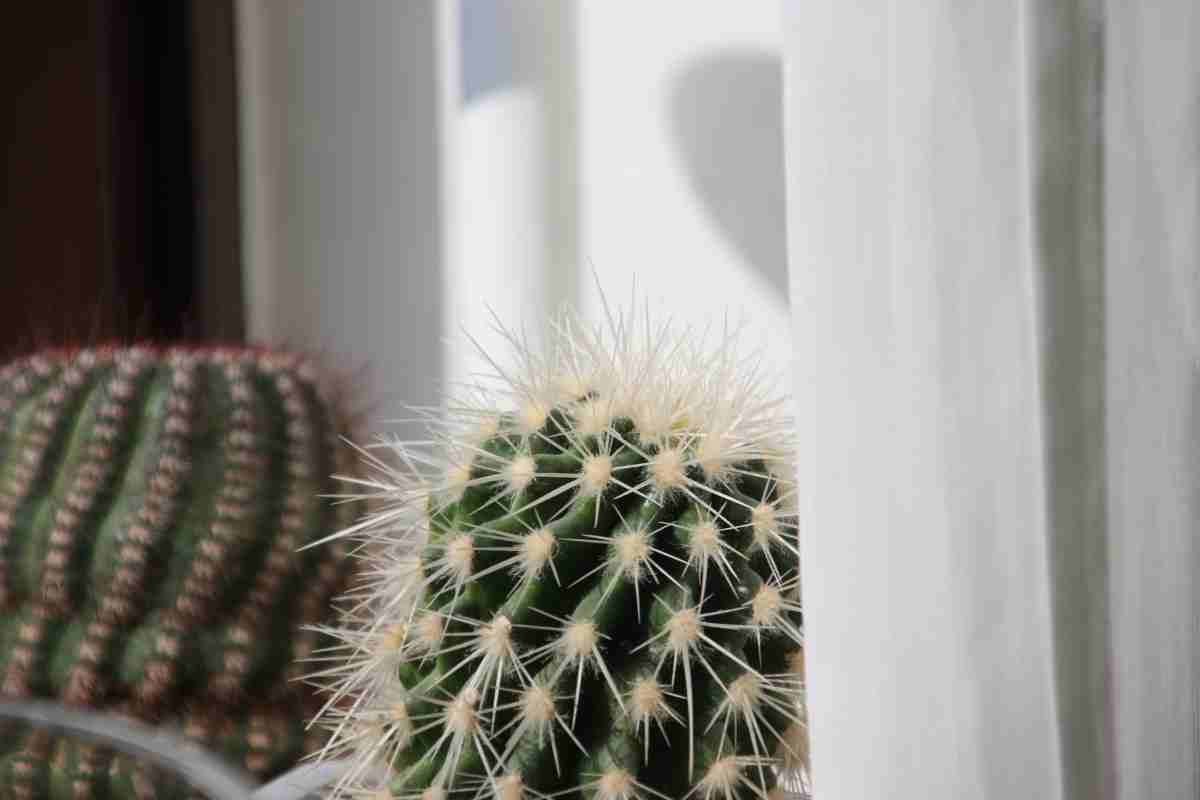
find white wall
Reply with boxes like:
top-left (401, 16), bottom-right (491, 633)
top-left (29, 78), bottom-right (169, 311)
top-left (448, 1), bottom-right (789, 390)
top-left (574, 2), bottom-right (789, 384)
top-left (238, 0), bottom-right (789, 424)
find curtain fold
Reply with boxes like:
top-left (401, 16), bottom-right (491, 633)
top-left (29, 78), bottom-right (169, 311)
top-left (782, 2), bottom-right (1199, 797)
top-left (1029, 2), bottom-right (1112, 797)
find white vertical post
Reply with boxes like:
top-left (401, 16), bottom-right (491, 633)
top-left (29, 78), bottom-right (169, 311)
top-left (444, 0), bottom-right (575, 390)
top-left (236, 0), bottom-right (453, 437)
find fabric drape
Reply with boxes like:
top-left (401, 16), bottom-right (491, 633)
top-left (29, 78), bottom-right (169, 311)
top-left (782, 2), bottom-right (1199, 797)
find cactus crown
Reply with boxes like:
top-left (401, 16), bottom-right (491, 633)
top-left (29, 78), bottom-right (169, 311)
top-left (313, 307), bottom-right (807, 800)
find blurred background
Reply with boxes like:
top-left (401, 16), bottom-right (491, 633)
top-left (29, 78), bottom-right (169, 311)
top-left (7, 5), bottom-right (1200, 799)
top-left (1, 0), bottom-right (791, 437)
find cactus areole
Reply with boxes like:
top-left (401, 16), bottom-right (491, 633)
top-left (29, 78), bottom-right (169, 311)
top-left (314, 308), bottom-right (808, 800)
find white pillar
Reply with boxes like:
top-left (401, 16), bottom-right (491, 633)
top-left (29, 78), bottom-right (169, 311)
top-left (444, 0), bottom-right (577, 391)
top-left (237, 0), bottom-right (454, 438)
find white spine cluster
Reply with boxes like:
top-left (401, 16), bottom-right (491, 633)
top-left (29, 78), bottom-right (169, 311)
top-left (307, 304), bottom-right (808, 799)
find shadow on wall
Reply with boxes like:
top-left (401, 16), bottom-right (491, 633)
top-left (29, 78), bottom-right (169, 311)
top-left (461, 0), bottom-right (524, 101)
top-left (669, 50), bottom-right (788, 302)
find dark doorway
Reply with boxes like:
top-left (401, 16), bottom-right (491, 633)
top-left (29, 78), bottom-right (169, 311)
top-left (0, 1), bottom-right (244, 359)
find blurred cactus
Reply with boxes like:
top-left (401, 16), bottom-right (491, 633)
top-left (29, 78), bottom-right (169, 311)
top-left (0, 345), bottom-right (358, 798)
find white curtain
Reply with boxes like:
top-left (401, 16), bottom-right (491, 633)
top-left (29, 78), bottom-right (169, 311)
top-left (782, 2), bottom-right (1199, 798)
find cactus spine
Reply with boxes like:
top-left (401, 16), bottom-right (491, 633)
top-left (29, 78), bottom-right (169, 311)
top-left (314, 308), bottom-right (809, 800)
top-left (0, 346), bottom-right (358, 798)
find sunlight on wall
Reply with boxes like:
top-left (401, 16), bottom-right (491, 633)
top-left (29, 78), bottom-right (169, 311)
top-left (239, 0), bottom-right (788, 430)
top-left (574, 3), bottom-right (788, 388)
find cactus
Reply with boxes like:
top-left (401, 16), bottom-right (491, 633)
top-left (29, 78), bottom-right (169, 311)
top-left (0, 345), bottom-right (358, 797)
top-left (313, 308), bottom-right (808, 800)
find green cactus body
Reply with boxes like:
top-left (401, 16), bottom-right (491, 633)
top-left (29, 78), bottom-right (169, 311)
top-left (0, 346), bottom-right (358, 798)
top-left (316, 310), bottom-right (808, 800)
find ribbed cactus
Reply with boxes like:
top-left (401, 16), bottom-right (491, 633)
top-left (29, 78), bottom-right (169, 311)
top-left (314, 309), bottom-right (808, 800)
top-left (0, 345), bottom-right (358, 798)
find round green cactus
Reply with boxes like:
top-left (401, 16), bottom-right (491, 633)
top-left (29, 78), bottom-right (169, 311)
top-left (0, 345), bottom-right (358, 797)
top-left (313, 309), bottom-right (808, 800)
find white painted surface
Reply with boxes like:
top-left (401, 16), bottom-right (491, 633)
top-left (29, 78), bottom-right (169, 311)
top-left (574, 2), bottom-right (790, 388)
top-left (236, 0), bottom-right (453, 436)
top-left (446, 86), bottom-right (551, 390)
top-left (445, 0), bottom-right (570, 393)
